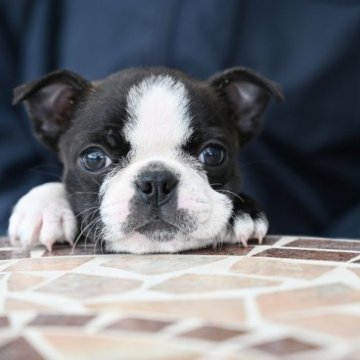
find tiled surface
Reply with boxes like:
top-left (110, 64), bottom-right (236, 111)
top-left (0, 235), bottom-right (359, 359)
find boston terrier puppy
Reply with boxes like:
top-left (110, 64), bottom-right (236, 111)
top-left (9, 67), bottom-right (283, 253)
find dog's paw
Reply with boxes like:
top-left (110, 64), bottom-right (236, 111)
top-left (233, 213), bottom-right (268, 247)
top-left (8, 183), bottom-right (77, 251)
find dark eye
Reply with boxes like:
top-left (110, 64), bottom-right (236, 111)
top-left (80, 148), bottom-right (112, 172)
top-left (198, 145), bottom-right (226, 166)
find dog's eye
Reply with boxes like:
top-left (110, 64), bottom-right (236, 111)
top-left (198, 145), bottom-right (226, 166)
top-left (80, 148), bottom-right (112, 172)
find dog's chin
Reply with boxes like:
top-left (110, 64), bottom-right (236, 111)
top-left (102, 219), bottom-right (225, 254)
top-left (136, 220), bottom-right (179, 242)
top-left (104, 231), bottom-right (217, 254)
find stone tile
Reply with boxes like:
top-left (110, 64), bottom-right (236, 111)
top-left (36, 273), bottom-right (142, 299)
top-left (281, 313), bottom-right (360, 338)
top-left (183, 237), bottom-right (280, 255)
top-left (3, 257), bottom-right (93, 272)
top-left (102, 255), bottom-right (225, 275)
top-left (5, 298), bottom-right (53, 311)
top-left (0, 317), bottom-right (9, 327)
top-left (227, 352), bottom-right (269, 360)
top-left (28, 314), bottom-right (95, 327)
top-left (350, 268), bottom-right (360, 278)
top-left (106, 317), bottom-right (173, 332)
top-left (0, 250), bottom-right (27, 260)
top-left (286, 238), bottom-right (360, 252)
top-left (0, 337), bottom-right (44, 360)
top-left (150, 274), bottom-right (280, 294)
top-left (345, 350), bottom-right (360, 360)
top-left (87, 298), bottom-right (246, 323)
top-left (179, 325), bottom-right (246, 342)
top-left (43, 242), bottom-right (104, 257)
top-left (254, 248), bottom-right (359, 262)
top-left (258, 283), bottom-right (360, 318)
top-left (182, 245), bottom-right (254, 256)
top-left (252, 337), bottom-right (320, 356)
top-left (261, 236), bottom-right (282, 245)
top-left (42, 333), bottom-right (199, 360)
top-left (7, 273), bottom-right (46, 291)
top-left (44, 246), bottom-right (89, 257)
top-left (0, 260), bottom-right (14, 271)
top-left (0, 237), bottom-right (12, 247)
top-left (230, 257), bottom-right (334, 280)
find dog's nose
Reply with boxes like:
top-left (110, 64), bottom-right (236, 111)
top-left (136, 170), bottom-right (178, 207)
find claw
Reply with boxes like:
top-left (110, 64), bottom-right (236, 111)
top-left (45, 241), bottom-right (53, 252)
top-left (240, 238), bottom-right (248, 247)
top-left (233, 213), bottom-right (268, 247)
top-left (66, 238), bottom-right (74, 247)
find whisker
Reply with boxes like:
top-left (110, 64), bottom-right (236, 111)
top-left (89, 177), bottom-right (101, 187)
top-left (74, 206), bottom-right (99, 220)
top-left (71, 209), bottom-right (99, 254)
top-left (217, 189), bottom-right (244, 203)
top-left (90, 217), bottom-right (101, 255)
top-left (93, 223), bottom-right (102, 254)
top-left (80, 208), bottom-right (99, 228)
top-left (210, 183), bottom-right (222, 187)
top-left (82, 211), bottom-right (100, 252)
top-left (68, 192), bottom-right (99, 197)
top-left (100, 238), bottom-right (105, 255)
top-left (84, 216), bottom-right (100, 253)
top-left (93, 225), bottom-right (103, 255)
top-left (99, 227), bottom-right (106, 255)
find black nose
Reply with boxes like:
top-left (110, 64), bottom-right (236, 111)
top-left (136, 170), bottom-right (179, 207)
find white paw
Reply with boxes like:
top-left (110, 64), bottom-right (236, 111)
top-left (8, 183), bottom-right (77, 251)
top-left (233, 213), bottom-right (268, 247)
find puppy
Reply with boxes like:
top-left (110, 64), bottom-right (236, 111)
top-left (9, 67), bottom-right (283, 253)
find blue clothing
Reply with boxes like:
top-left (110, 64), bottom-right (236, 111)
top-left (1, 0), bottom-right (360, 237)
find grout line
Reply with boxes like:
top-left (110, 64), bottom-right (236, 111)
top-left (273, 236), bottom-right (300, 246)
top-left (24, 329), bottom-right (63, 360)
top-left (157, 318), bottom-right (203, 337)
top-left (349, 254), bottom-right (360, 263)
top-left (84, 312), bottom-right (123, 334)
top-left (278, 246), bottom-right (360, 254)
top-left (247, 245), bottom-right (273, 256)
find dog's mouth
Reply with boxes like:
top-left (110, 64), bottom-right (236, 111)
top-left (117, 207), bottom-right (196, 242)
top-left (137, 219), bottom-right (178, 234)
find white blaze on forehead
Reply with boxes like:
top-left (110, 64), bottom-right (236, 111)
top-left (124, 75), bottom-right (192, 159)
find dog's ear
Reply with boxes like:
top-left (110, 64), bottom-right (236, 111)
top-left (13, 70), bottom-right (92, 151)
top-left (209, 67), bottom-right (284, 145)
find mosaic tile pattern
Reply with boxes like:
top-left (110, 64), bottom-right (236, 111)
top-left (0, 235), bottom-right (359, 359)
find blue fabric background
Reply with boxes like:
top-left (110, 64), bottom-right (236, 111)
top-left (1, 0), bottom-right (359, 237)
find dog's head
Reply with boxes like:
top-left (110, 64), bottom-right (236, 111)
top-left (13, 67), bottom-right (283, 253)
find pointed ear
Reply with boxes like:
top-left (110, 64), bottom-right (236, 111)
top-left (13, 70), bottom-right (92, 151)
top-left (209, 67), bottom-right (284, 145)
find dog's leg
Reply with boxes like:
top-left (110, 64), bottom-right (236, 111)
top-left (230, 193), bottom-right (269, 246)
top-left (8, 183), bottom-right (77, 251)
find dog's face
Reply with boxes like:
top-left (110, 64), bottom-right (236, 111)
top-left (13, 67), bottom-right (282, 253)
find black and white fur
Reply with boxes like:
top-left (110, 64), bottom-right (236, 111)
top-left (9, 67), bottom-right (283, 253)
